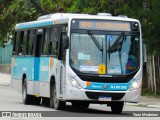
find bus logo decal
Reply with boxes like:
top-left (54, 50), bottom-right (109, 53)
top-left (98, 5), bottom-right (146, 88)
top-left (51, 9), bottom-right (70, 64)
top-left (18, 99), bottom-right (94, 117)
top-left (104, 85), bottom-right (107, 89)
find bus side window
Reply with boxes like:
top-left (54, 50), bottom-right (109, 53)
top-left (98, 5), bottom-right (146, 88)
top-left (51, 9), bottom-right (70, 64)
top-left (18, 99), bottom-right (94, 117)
top-left (15, 32), bottom-right (20, 55)
top-left (49, 41), bottom-right (58, 55)
top-left (51, 26), bottom-right (60, 42)
top-left (26, 30), bottom-right (29, 55)
top-left (26, 30), bottom-right (34, 55)
top-left (13, 32), bottom-right (17, 55)
top-left (42, 28), bottom-right (50, 55)
top-left (49, 26), bottom-right (60, 56)
top-left (18, 31), bottom-right (24, 55)
top-left (22, 31), bottom-right (27, 55)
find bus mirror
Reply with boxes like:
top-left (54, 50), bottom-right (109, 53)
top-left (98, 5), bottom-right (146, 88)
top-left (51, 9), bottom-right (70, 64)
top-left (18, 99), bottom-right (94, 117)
top-left (62, 35), bottom-right (69, 49)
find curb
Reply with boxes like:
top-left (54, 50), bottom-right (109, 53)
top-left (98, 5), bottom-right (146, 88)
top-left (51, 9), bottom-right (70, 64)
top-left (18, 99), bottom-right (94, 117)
top-left (125, 102), bottom-right (160, 109)
top-left (0, 81), bottom-right (11, 86)
top-left (147, 105), bottom-right (160, 108)
top-left (125, 103), bottom-right (147, 107)
top-left (0, 83), bottom-right (11, 86)
top-left (0, 80), bottom-right (11, 86)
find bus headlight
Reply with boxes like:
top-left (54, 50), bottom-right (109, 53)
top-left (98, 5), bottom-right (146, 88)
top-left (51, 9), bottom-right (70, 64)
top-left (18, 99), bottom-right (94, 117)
top-left (129, 79), bottom-right (141, 91)
top-left (68, 75), bottom-right (82, 89)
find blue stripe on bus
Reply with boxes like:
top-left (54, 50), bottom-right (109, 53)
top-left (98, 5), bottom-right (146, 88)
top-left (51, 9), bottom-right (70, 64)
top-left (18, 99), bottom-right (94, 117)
top-left (86, 78), bottom-right (135, 91)
top-left (17, 21), bottom-right (53, 30)
top-left (34, 57), bottom-right (40, 81)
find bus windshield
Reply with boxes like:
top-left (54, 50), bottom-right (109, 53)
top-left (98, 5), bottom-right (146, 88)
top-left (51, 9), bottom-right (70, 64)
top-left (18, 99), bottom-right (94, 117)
top-left (70, 31), bottom-right (140, 75)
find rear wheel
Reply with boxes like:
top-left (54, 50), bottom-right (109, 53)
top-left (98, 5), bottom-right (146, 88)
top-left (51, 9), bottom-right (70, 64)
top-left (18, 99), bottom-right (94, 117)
top-left (22, 78), bottom-right (32, 105)
top-left (50, 84), bottom-right (66, 110)
top-left (111, 102), bottom-right (124, 114)
top-left (32, 97), bottom-right (41, 105)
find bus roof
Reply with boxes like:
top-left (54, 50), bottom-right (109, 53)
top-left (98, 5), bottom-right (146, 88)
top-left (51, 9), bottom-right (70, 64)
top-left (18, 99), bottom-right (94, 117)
top-left (15, 13), bottom-right (139, 30)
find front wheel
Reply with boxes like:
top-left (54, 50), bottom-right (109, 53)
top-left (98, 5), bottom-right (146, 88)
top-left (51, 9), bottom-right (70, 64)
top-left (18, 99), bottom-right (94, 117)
top-left (50, 84), bottom-right (66, 110)
top-left (81, 102), bottom-right (90, 108)
top-left (72, 102), bottom-right (90, 108)
top-left (42, 97), bottom-right (50, 106)
top-left (22, 79), bottom-right (32, 105)
top-left (111, 102), bottom-right (124, 114)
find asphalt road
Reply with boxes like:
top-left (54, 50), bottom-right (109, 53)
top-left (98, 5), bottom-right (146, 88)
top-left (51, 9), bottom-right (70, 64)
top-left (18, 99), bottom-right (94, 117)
top-left (0, 85), bottom-right (159, 120)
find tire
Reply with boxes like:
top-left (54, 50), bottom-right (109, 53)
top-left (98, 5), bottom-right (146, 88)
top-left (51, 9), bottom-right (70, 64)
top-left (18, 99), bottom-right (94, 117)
top-left (22, 78), bottom-right (33, 105)
top-left (111, 102), bottom-right (124, 114)
top-left (50, 84), bottom-right (66, 110)
top-left (32, 97), bottom-right (41, 105)
top-left (81, 102), bottom-right (90, 108)
top-left (72, 102), bottom-right (80, 108)
top-left (72, 101), bottom-right (90, 108)
top-left (42, 97), bottom-right (50, 106)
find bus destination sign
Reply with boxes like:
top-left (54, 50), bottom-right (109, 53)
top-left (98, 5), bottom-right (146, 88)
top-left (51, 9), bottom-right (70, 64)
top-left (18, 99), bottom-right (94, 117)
top-left (72, 20), bottom-right (131, 31)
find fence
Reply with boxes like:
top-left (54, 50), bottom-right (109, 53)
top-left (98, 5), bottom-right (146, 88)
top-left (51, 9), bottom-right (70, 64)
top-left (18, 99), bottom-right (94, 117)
top-left (0, 44), bottom-right (13, 64)
top-left (0, 43), bottom-right (12, 74)
top-left (146, 55), bottom-right (160, 95)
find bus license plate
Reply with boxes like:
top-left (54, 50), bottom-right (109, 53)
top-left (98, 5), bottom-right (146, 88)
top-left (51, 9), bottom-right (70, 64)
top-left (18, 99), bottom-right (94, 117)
top-left (99, 96), bottom-right (111, 101)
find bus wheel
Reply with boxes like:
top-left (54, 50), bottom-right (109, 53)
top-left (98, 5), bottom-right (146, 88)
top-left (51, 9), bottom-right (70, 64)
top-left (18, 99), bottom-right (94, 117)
top-left (42, 97), bottom-right (50, 106)
top-left (32, 97), bottom-right (41, 105)
top-left (81, 102), bottom-right (90, 108)
top-left (111, 102), bottom-right (124, 114)
top-left (72, 101), bottom-right (80, 108)
top-left (72, 102), bottom-right (89, 108)
top-left (50, 84), bottom-right (66, 110)
top-left (22, 79), bottom-right (32, 105)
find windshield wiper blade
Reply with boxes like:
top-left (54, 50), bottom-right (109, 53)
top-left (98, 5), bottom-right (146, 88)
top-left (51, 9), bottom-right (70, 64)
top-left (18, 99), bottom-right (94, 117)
top-left (108, 32), bottom-right (125, 52)
top-left (87, 31), bottom-right (103, 51)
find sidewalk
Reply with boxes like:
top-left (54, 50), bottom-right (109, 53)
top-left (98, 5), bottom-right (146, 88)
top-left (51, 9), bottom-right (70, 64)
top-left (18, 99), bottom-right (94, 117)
top-left (0, 73), bottom-right (160, 109)
top-left (125, 96), bottom-right (160, 109)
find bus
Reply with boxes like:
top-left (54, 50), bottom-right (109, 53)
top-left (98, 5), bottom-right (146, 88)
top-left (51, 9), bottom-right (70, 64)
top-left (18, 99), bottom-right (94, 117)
top-left (11, 13), bottom-right (143, 113)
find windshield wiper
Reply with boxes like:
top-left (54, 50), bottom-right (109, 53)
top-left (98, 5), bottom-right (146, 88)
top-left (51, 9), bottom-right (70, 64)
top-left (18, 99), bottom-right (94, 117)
top-left (87, 31), bottom-right (103, 51)
top-left (108, 32), bottom-right (125, 52)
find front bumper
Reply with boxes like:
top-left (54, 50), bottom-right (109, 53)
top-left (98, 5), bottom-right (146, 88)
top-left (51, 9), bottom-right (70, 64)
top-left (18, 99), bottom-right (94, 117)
top-left (64, 84), bottom-right (141, 103)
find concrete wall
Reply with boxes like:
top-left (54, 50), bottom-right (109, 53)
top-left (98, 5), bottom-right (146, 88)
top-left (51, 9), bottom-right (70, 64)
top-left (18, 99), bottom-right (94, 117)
top-left (0, 64), bottom-right (11, 74)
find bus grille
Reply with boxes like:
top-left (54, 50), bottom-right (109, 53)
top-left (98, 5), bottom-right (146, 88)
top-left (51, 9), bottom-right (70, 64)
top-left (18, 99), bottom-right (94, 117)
top-left (85, 91), bottom-right (125, 100)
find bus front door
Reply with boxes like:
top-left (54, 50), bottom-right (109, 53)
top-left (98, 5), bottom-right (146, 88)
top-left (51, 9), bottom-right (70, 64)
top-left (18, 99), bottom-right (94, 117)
top-left (34, 30), bottom-right (43, 97)
top-left (56, 61), bottom-right (65, 99)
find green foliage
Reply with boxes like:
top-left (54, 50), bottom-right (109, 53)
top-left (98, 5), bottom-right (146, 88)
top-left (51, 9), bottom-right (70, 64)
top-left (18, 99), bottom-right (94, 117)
top-left (0, 0), bottom-right (160, 56)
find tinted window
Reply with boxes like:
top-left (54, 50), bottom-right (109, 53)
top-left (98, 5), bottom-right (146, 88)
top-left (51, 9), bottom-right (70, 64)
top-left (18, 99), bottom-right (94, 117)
top-left (42, 28), bottom-right (50, 55)
top-left (27, 30), bottom-right (34, 55)
top-left (51, 26), bottom-right (60, 42)
top-left (13, 32), bottom-right (17, 55)
top-left (18, 31), bottom-right (24, 55)
top-left (49, 41), bottom-right (58, 55)
top-left (22, 31), bottom-right (27, 55)
top-left (15, 32), bottom-right (20, 55)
